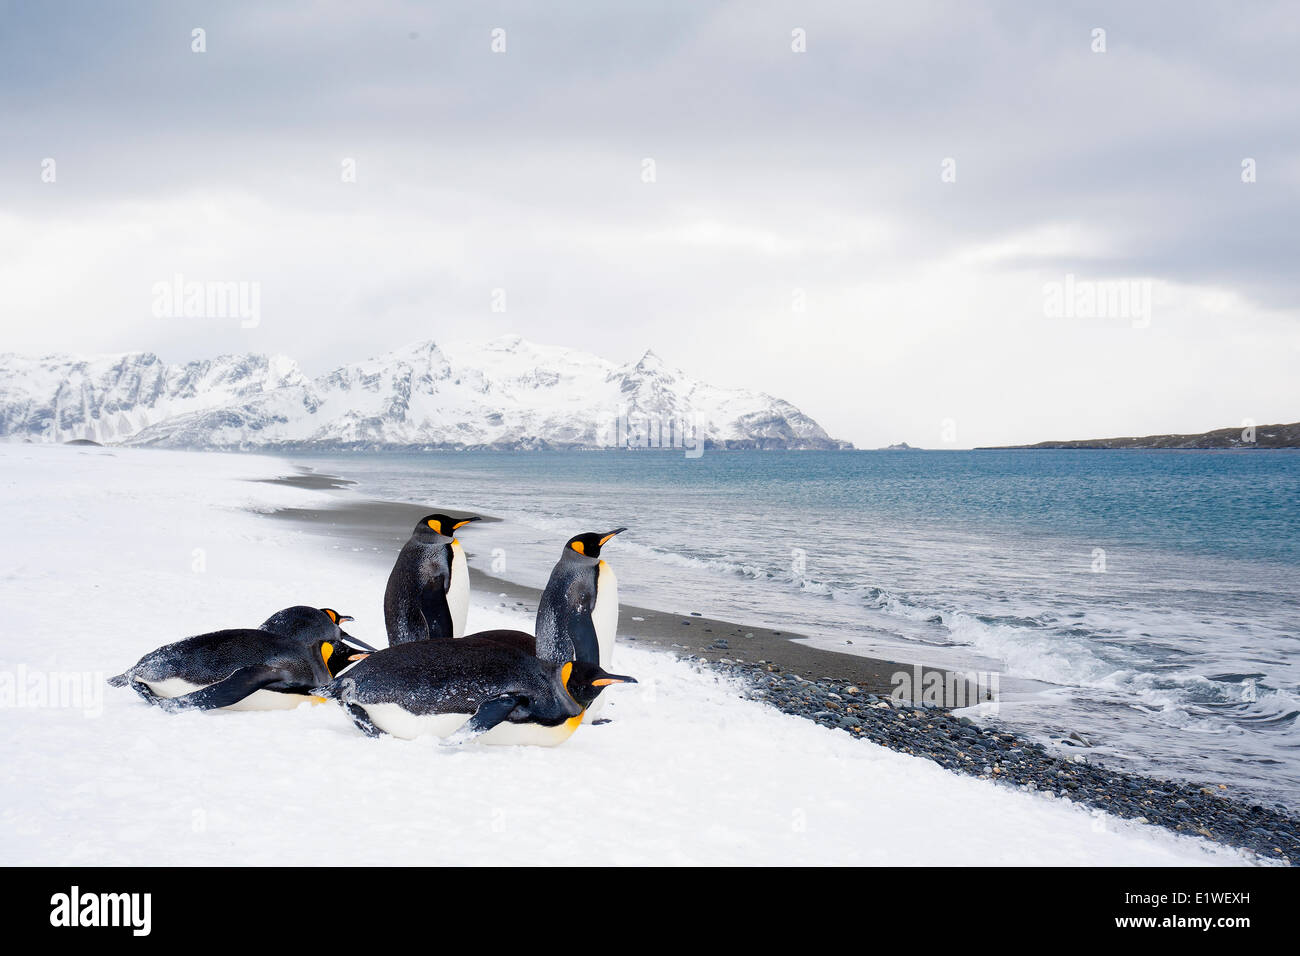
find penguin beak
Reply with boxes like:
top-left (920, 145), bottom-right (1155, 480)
top-left (339, 630), bottom-right (377, 653)
top-left (592, 674), bottom-right (637, 687)
top-left (453, 515), bottom-right (482, 530)
top-left (599, 527), bottom-right (628, 545)
top-left (338, 614), bottom-right (355, 623)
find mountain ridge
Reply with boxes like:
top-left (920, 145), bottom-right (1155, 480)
top-left (0, 337), bottom-right (852, 451)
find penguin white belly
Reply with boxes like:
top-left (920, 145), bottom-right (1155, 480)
top-left (360, 703), bottom-right (471, 740)
top-left (585, 560), bottom-right (620, 721)
top-left (358, 704), bottom-right (583, 746)
top-left (592, 560), bottom-right (619, 665)
top-left (476, 715), bottom-right (584, 747)
top-left (143, 677), bottom-right (205, 698)
top-left (142, 678), bottom-right (317, 711)
top-left (448, 539), bottom-right (470, 638)
top-left (224, 689), bottom-right (320, 711)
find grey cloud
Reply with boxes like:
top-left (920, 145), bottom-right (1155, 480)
top-left (1, 1), bottom-right (1296, 445)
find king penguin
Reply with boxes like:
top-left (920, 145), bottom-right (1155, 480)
top-left (384, 513), bottom-right (481, 645)
top-left (107, 606), bottom-right (372, 711)
top-left (313, 635), bottom-right (635, 747)
top-left (260, 606), bottom-right (375, 651)
top-left (535, 528), bottom-right (626, 721)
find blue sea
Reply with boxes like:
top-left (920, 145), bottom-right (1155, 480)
top-left (293, 448), bottom-right (1300, 806)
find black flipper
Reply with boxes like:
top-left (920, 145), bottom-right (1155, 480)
top-left (440, 694), bottom-right (522, 746)
top-left (419, 573), bottom-right (454, 641)
top-left (569, 614), bottom-right (601, 665)
top-left (343, 702), bottom-right (386, 737)
top-left (156, 666), bottom-right (289, 713)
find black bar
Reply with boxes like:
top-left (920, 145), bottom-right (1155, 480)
top-left (11, 866), bottom-right (1294, 940)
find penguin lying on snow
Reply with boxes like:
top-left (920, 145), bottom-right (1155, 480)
top-left (260, 606), bottom-right (375, 651)
top-left (314, 635), bottom-right (636, 747)
top-left (108, 606), bottom-right (374, 712)
top-left (536, 528), bottom-right (626, 720)
top-left (385, 513), bottom-right (481, 645)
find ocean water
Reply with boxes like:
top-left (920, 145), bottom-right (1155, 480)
top-left (292, 448), bottom-right (1300, 806)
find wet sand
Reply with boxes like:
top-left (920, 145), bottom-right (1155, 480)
top-left (259, 490), bottom-right (977, 700)
top-left (250, 469), bottom-right (359, 491)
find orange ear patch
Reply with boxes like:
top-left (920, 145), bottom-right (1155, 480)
top-left (571, 540), bottom-right (585, 554)
top-left (426, 519), bottom-right (443, 534)
top-left (559, 661), bottom-right (580, 707)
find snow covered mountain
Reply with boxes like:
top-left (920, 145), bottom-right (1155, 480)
top-left (0, 337), bottom-right (850, 450)
top-left (0, 351), bottom-right (307, 444)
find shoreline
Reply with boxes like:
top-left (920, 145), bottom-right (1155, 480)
top-left (257, 469), bottom-right (1299, 864)
top-left (260, 488), bottom-right (981, 699)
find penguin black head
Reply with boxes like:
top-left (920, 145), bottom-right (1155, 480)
top-left (414, 513), bottom-right (482, 539)
top-left (319, 640), bottom-right (368, 678)
top-left (306, 640), bottom-right (353, 683)
top-left (564, 659), bottom-right (637, 710)
top-left (564, 528), bottom-right (627, 561)
top-left (262, 605), bottom-right (347, 638)
top-left (321, 608), bottom-right (378, 651)
top-left (260, 605), bottom-right (376, 652)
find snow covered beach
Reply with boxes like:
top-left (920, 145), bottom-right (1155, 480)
top-left (0, 444), bottom-right (1250, 865)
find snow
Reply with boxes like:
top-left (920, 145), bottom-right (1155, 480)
top-left (0, 337), bottom-right (843, 449)
top-left (0, 351), bottom-right (308, 444)
top-left (0, 445), bottom-right (1248, 865)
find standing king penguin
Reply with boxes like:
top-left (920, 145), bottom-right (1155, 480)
top-left (535, 528), bottom-right (626, 720)
top-left (384, 513), bottom-right (481, 645)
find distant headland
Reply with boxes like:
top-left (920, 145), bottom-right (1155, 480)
top-left (981, 421), bottom-right (1299, 450)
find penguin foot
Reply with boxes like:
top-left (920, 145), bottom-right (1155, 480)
top-left (590, 718), bottom-right (614, 725)
top-left (127, 679), bottom-right (165, 706)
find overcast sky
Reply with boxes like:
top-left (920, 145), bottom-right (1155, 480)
top-left (1, 1), bottom-right (1297, 448)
